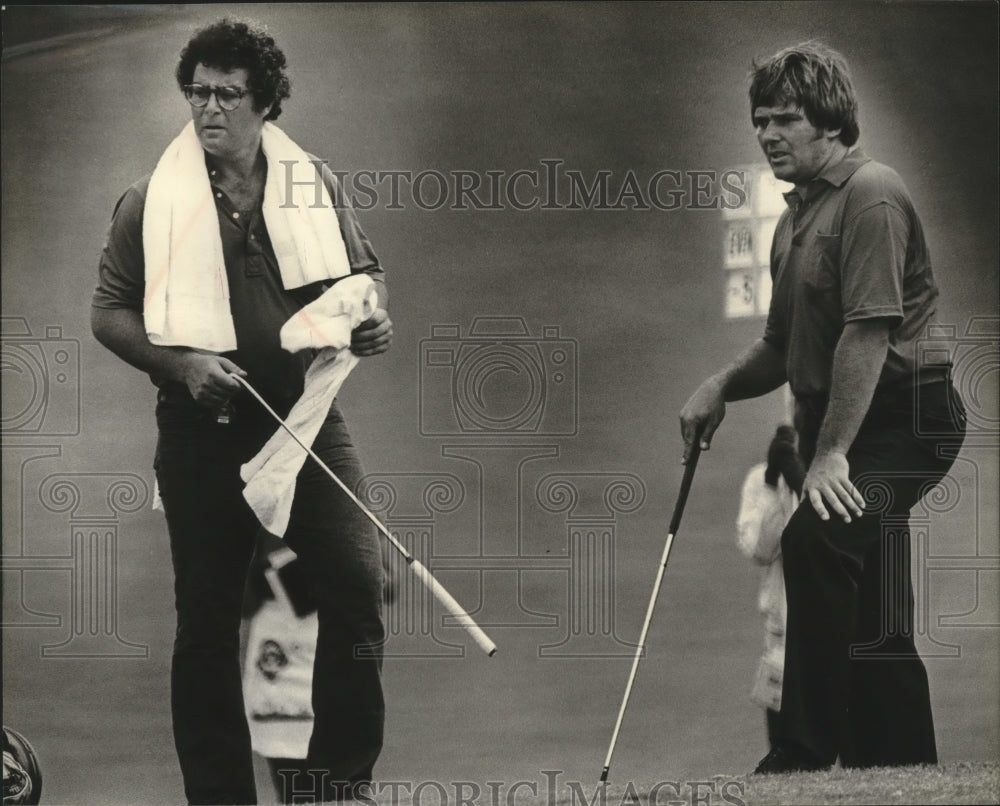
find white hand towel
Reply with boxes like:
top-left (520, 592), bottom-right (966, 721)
top-left (241, 275), bottom-right (378, 536)
top-left (736, 462), bottom-right (794, 709)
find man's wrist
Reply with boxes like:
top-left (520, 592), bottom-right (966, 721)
top-left (161, 347), bottom-right (196, 384)
top-left (712, 370), bottom-right (733, 401)
top-left (812, 443), bottom-right (848, 459)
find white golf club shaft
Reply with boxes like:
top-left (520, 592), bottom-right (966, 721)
top-left (233, 374), bottom-right (497, 657)
top-left (600, 532), bottom-right (675, 782)
top-left (600, 440), bottom-right (702, 782)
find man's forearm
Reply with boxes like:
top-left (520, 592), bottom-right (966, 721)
top-left (90, 306), bottom-right (191, 382)
top-left (678, 337), bottom-right (787, 460)
top-left (815, 318), bottom-right (891, 455)
top-left (717, 338), bottom-right (788, 402)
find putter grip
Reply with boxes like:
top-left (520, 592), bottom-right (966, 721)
top-left (669, 439), bottom-right (702, 535)
top-left (409, 558), bottom-right (497, 656)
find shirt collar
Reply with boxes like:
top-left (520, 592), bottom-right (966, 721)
top-left (783, 147), bottom-right (871, 207)
top-left (818, 147), bottom-right (870, 187)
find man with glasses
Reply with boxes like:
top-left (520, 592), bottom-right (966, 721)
top-left (92, 18), bottom-right (391, 804)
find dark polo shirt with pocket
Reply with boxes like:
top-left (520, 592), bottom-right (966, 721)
top-left (763, 149), bottom-right (944, 400)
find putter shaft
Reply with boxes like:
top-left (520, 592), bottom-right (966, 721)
top-left (599, 442), bottom-right (702, 782)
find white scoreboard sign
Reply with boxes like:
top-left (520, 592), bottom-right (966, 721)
top-left (722, 166), bottom-right (791, 318)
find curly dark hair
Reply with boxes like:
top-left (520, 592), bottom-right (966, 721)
top-left (749, 41), bottom-right (859, 147)
top-left (176, 18), bottom-right (291, 121)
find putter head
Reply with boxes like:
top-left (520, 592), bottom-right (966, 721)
top-left (599, 766), bottom-right (609, 783)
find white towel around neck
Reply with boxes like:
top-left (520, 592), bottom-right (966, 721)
top-left (142, 121), bottom-right (351, 352)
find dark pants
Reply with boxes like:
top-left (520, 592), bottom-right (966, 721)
top-left (155, 385), bottom-right (385, 804)
top-left (775, 380), bottom-right (966, 767)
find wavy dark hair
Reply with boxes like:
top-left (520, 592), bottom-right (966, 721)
top-left (176, 18), bottom-right (291, 121)
top-left (749, 41), bottom-right (859, 146)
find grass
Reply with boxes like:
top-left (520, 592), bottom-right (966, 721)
top-left (566, 763), bottom-right (1000, 806)
top-left (360, 764), bottom-right (998, 805)
top-left (741, 762), bottom-right (999, 805)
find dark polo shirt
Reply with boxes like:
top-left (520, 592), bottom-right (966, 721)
top-left (93, 157), bottom-right (385, 408)
top-left (763, 149), bottom-right (942, 399)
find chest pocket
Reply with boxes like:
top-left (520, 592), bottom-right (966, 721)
top-left (805, 232), bottom-right (841, 295)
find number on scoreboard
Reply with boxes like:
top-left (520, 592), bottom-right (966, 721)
top-left (725, 270), bottom-right (756, 318)
top-left (722, 165), bottom-right (791, 318)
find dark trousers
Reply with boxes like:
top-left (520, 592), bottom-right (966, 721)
top-left (155, 386), bottom-right (385, 804)
top-left (776, 380), bottom-right (966, 767)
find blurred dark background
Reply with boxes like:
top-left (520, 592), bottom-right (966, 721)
top-left (3, 4), bottom-right (997, 803)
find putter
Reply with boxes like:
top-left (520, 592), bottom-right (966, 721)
top-left (599, 436), bottom-right (703, 783)
top-left (233, 374), bottom-right (497, 657)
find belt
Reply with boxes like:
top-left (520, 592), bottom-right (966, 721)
top-left (794, 367), bottom-right (950, 409)
top-left (896, 366), bottom-right (951, 390)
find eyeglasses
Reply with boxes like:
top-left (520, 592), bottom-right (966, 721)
top-left (182, 83), bottom-right (248, 111)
